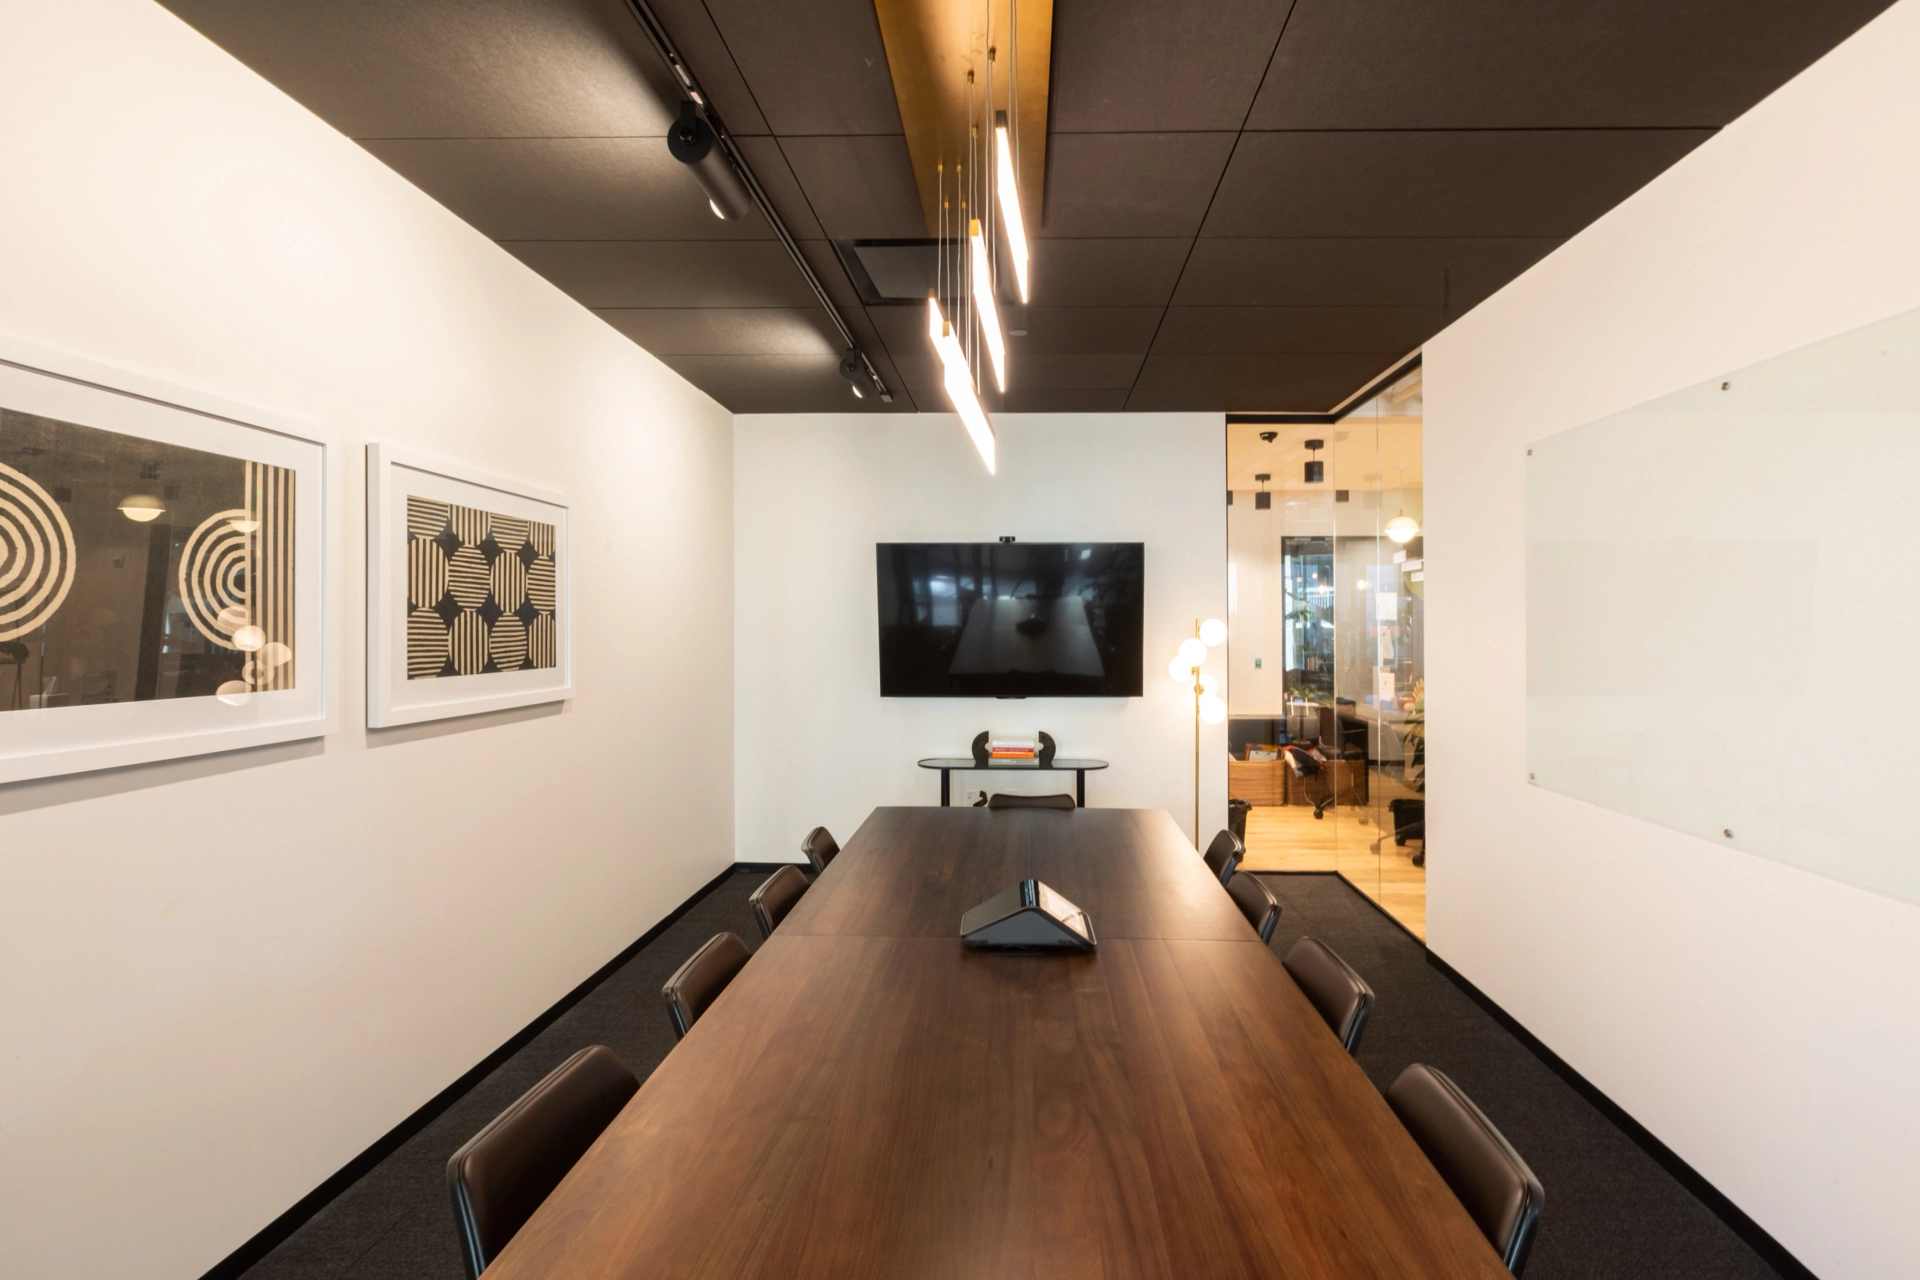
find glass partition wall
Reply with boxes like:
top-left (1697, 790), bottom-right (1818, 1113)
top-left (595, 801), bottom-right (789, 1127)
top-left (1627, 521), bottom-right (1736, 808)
top-left (1226, 369), bottom-right (1425, 936)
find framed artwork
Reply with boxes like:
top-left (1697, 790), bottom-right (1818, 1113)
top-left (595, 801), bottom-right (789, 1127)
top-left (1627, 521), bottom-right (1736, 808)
top-left (366, 444), bottom-right (570, 727)
top-left (0, 336), bottom-right (338, 783)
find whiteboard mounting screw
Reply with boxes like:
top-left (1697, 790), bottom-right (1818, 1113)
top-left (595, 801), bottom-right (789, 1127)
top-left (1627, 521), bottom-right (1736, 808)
top-left (1720, 381), bottom-right (1731, 391)
top-left (1722, 828), bottom-right (1734, 838)
top-left (1526, 448), bottom-right (1533, 456)
top-left (1528, 772), bottom-right (1536, 782)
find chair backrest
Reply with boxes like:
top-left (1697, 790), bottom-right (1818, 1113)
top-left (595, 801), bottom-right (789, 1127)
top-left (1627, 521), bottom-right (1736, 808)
top-left (662, 932), bottom-right (752, 1041)
top-left (1386, 1064), bottom-right (1544, 1275)
top-left (800, 825), bottom-right (839, 874)
top-left (446, 1045), bottom-right (638, 1278)
top-left (1201, 828), bottom-right (1242, 885)
top-left (1281, 936), bottom-right (1375, 1054)
top-left (987, 792), bottom-right (1075, 810)
top-left (1225, 871), bottom-right (1281, 943)
top-left (749, 865), bottom-right (808, 939)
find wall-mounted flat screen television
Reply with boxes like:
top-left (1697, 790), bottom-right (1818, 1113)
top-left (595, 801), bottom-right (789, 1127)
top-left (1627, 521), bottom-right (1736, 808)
top-left (876, 543), bottom-right (1145, 697)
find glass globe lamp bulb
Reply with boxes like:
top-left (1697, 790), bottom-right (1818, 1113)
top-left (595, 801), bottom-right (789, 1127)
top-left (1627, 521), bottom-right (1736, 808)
top-left (1177, 637), bottom-right (1206, 668)
top-left (1198, 674), bottom-right (1218, 698)
top-left (1199, 618), bottom-right (1227, 647)
top-left (1198, 694), bottom-right (1227, 725)
top-left (1168, 656), bottom-right (1192, 683)
top-left (1384, 513), bottom-right (1420, 544)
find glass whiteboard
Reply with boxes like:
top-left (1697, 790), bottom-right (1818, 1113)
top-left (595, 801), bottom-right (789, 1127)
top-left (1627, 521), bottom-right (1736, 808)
top-left (1527, 305), bottom-right (1920, 908)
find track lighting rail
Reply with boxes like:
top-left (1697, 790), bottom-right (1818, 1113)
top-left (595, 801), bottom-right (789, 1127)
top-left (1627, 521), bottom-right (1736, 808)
top-left (620, 0), bottom-right (894, 403)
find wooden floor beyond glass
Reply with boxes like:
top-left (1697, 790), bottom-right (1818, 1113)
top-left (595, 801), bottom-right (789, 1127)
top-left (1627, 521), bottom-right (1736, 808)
top-left (1237, 768), bottom-right (1426, 939)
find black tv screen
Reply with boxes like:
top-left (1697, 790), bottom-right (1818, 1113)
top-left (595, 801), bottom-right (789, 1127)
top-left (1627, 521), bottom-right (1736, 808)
top-left (876, 543), bottom-right (1145, 697)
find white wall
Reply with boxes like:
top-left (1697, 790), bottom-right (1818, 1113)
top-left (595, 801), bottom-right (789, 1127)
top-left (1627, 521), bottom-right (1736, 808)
top-left (734, 412), bottom-right (1226, 860)
top-left (1424, 2), bottom-right (1920, 1275)
top-left (0, 4), bottom-right (733, 1277)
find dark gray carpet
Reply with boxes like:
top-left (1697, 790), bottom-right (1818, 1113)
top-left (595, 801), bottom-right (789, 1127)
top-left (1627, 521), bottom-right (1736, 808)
top-left (1259, 873), bottom-right (1788, 1280)
top-left (234, 869), bottom-right (1789, 1279)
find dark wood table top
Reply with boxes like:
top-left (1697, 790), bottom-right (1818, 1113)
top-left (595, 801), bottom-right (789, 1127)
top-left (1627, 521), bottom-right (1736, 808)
top-left (484, 808), bottom-right (1510, 1280)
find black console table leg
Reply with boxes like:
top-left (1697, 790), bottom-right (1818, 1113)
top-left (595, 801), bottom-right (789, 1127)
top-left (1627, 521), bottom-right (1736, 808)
top-left (940, 769), bottom-right (951, 807)
top-left (1076, 769), bottom-right (1086, 808)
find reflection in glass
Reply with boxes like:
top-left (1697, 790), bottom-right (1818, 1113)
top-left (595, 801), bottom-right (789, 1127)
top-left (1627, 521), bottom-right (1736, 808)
top-left (0, 408), bottom-right (295, 713)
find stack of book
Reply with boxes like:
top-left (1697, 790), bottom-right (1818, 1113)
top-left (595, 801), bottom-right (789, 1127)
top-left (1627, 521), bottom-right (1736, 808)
top-left (988, 731), bottom-right (1038, 761)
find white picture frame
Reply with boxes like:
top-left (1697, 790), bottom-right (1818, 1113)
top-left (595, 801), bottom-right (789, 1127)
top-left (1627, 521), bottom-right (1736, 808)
top-left (366, 443), bottom-right (571, 727)
top-left (0, 335), bottom-right (340, 783)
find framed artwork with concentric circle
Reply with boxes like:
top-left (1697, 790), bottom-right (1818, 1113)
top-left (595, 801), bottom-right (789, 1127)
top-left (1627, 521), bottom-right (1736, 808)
top-left (0, 336), bottom-right (338, 782)
top-left (366, 443), bottom-right (570, 727)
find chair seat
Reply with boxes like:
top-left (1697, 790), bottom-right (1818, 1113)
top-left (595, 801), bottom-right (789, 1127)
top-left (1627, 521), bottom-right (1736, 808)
top-left (987, 792), bottom-right (1075, 810)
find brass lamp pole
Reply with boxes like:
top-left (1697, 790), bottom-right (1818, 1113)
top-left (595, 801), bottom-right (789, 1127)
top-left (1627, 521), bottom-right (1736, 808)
top-left (1171, 617), bottom-right (1228, 847)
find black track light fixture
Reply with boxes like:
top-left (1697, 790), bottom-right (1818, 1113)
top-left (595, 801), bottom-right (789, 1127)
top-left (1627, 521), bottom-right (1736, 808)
top-left (838, 349), bottom-right (869, 400)
top-left (1259, 430), bottom-right (1278, 444)
top-left (668, 101), bottom-right (752, 220)
top-left (1254, 473), bottom-right (1272, 510)
top-left (1303, 438), bottom-right (1325, 484)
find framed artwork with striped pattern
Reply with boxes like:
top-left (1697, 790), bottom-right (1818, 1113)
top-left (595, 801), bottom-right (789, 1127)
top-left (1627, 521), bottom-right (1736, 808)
top-left (366, 444), bottom-right (570, 727)
top-left (0, 335), bottom-right (338, 782)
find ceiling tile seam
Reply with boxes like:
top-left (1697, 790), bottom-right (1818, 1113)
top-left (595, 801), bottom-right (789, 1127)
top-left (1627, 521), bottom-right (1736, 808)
top-left (686, 0), bottom-right (778, 135)
top-left (1122, 0), bottom-right (1302, 407)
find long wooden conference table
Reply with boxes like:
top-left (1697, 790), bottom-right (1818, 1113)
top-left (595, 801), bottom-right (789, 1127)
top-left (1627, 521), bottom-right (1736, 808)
top-left (485, 807), bottom-right (1510, 1279)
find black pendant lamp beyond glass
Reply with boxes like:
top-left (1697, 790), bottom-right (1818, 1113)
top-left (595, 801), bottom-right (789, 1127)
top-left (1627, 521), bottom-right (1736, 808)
top-left (1255, 473), bottom-right (1271, 510)
top-left (1304, 439), bottom-right (1325, 485)
top-left (668, 101), bottom-right (752, 220)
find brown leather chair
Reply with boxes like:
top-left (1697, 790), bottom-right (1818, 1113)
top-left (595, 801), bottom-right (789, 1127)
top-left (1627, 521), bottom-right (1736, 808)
top-left (1386, 1064), bottom-right (1544, 1275)
top-left (1226, 871), bottom-right (1281, 943)
top-left (749, 865), bottom-right (808, 939)
top-left (800, 826), bottom-right (839, 875)
top-left (987, 792), bottom-right (1075, 810)
top-left (1201, 828), bottom-right (1242, 886)
top-left (446, 1045), bottom-right (638, 1278)
top-left (1282, 936), bottom-right (1375, 1054)
top-left (662, 931), bottom-right (752, 1041)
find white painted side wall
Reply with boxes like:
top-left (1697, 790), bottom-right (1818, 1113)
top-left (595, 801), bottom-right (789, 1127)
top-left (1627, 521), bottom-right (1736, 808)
top-left (733, 412), bottom-right (1227, 861)
top-left (1423, 3), bottom-right (1920, 1275)
top-left (0, 3), bottom-right (734, 1276)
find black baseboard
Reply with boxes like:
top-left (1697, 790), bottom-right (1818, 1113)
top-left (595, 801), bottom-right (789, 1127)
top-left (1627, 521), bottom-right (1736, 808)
top-left (199, 863), bottom-right (746, 1280)
top-left (1424, 952), bottom-right (1819, 1280)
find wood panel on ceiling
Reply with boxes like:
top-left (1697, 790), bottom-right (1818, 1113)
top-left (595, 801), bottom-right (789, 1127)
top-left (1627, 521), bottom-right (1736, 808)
top-left (872, 0), bottom-right (1052, 236)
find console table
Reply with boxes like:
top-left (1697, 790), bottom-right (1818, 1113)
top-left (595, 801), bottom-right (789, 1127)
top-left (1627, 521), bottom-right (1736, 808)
top-left (917, 756), bottom-right (1110, 807)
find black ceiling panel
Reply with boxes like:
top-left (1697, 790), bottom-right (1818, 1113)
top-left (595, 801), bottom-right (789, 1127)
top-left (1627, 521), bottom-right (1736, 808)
top-left (1009, 308), bottom-right (1165, 355)
top-left (656, 355), bottom-right (897, 412)
top-left (732, 136), bottom-right (826, 239)
top-left (360, 139), bottom-right (773, 241)
top-left (1173, 238), bottom-right (1562, 308)
top-left (503, 241), bottom-right (820, 309)
top-left (594, 307), bottom-right (843, 356)
top-left (1041, 134), bottom-right (1239, 238)
top-left (1049, 0), bottom-right (1295, 133)
top-left (1129, 352), bottom-right (1403, 412)
top-left (698, 0), bottom-right (903, 135)
top-left (780, 136), bottom-right (926, 239)
top-left (644, 0), bottom-right (770, 134)
top-left (1248, 0), bottom-right (1897, 130)
top-left (1025, 240), bottom-right (1193, 307)
top-left (163, 0), bottom-right (676, 138)
top-left (1204, 129), bottom-right (1716, 239)
top-left (1000, 390), bottom-right (1133, 413)
top-left (1153, 306), bottom-right (1445, 356)
top-left (163, 0), bottom-right (1891, 414)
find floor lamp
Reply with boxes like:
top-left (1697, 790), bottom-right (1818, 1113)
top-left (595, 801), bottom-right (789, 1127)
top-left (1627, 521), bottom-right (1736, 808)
top-left (1169, 617), bottom-right (1228, 846)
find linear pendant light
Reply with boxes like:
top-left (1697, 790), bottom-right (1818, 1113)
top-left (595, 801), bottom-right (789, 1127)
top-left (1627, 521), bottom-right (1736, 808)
top-left (928, 295), bottom-right (997, 473)
top-left (968, 219), bottom-right (1007, 392)
top-left (993, 112), bottom-right (1029, 304)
